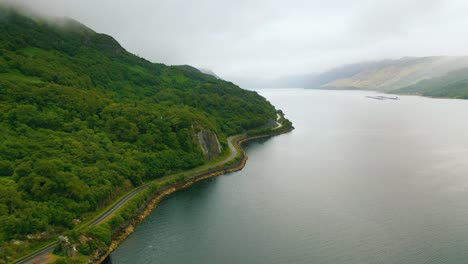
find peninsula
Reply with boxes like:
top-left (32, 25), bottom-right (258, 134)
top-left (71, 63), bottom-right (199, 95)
top-left (0, 7), bottom-right (293, 264)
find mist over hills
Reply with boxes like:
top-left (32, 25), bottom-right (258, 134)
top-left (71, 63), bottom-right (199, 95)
top-left (198, 68), bottom-right (221, 79)
top-left (314, 56), bottom-right (468, 92)
top-left (0, 6), bottom-right (280, 259)
top-left (248, 56), bottom-right (468, 99)
top-left (235, 73), bottom-right (318, 89)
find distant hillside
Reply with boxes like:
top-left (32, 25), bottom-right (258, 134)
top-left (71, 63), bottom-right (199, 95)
top-left (265, 56), bottom-right (468, 99)
top-left (306, 56), bottom-right (468, 91)
top-left (393, 67), bottom-right (468, 98)
top-left (244, 56), bottom-right (468, 92)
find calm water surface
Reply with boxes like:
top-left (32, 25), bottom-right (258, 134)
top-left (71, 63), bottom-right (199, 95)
top-left (110, 89), bottom-right (468, 264)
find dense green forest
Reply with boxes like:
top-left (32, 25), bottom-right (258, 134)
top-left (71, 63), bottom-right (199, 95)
top-left (0, 6), bottom-right (277, 253)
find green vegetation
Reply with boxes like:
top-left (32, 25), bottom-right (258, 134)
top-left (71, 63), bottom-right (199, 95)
top-left (299, 56), bottom-right (468, 98)
top-left (394, 67), bottom-right (468, 98)
top-left (0, 7), bottom-right (278, 261)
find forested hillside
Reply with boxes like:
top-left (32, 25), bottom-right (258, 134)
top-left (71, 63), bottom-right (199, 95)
top-left (0, 6), bottom-right (277, 252)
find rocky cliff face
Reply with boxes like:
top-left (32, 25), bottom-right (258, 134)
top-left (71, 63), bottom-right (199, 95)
top-left (197, 130), bottom-right (222, 161)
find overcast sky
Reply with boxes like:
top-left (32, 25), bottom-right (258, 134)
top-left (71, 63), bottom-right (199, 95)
top-left (4, 0), bottom-right (468, 84)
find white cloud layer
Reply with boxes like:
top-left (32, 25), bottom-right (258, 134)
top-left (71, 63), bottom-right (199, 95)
top-left (4, 0), bottom-right (468, 85)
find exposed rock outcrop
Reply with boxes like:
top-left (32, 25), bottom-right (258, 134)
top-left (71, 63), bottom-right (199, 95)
top-left (197, 130), bottom-right (222, 160)
top-left (95, 124), bottom-right (294, 264)
top-left (58, 236), bottom-right (78, 257)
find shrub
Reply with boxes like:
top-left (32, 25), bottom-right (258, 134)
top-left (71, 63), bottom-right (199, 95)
top-left (86, 224), bottom-right (111, 246)
top-left (0, 160), bottom-right (13, 176)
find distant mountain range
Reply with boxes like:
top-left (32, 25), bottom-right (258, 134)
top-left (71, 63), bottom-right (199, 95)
top-left (309, 56), bottom-right (468, 92)
top-left (253, 56), bottom-right (468, 99)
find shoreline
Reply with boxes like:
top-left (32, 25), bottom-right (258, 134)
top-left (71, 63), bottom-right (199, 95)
top-left (302, 87), bottom-right (468, 101)
top-left (93, 128), bottom-right (293, 264)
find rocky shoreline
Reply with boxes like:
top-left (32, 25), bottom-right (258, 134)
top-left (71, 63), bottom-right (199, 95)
top-left (93, 127), bottom-right (293, 264)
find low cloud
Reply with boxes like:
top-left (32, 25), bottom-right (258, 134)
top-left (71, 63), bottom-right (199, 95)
top-left (3, 0), bottom-right (468, 86)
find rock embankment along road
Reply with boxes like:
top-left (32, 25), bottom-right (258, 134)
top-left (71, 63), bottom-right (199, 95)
top-left (16, 135), bottom-right (242, 264)
top-left (17, 114), bottom-right (286, 264)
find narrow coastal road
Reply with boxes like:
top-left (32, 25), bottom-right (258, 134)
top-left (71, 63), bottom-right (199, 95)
top-left (273, 113), bottom-right (281, 129)
top-left (16, 112), bottom-right (287, 264)
top-left (16, 184), bottom-right (153, 264)
top-left (16, 136), bottom-right (240, 264)
top-left (89, 184), bottom-right (151, 226)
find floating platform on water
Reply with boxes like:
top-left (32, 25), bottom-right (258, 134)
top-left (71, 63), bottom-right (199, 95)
top-left (366, 95), bottom-right (399, 100)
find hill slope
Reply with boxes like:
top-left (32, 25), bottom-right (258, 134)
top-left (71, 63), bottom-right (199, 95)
top-left (306, 56), bottom-right (468, 91)
top-left (0, 7), bottom-right (281, 258)
top-left (393, 67), bottom-right (468, 98)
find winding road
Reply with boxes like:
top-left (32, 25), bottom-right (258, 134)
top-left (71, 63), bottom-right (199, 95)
top-left (16, 136), bottom-right (240, 264)
top-left (16, 113), bottom-right (283, 264)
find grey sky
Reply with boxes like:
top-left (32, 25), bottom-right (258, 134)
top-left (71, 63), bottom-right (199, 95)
top-left (4, 0), bottom-right (468, 85)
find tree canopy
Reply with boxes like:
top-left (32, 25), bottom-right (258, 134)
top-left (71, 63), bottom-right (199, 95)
top-left (0, 7), bottom-right (277, 252)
